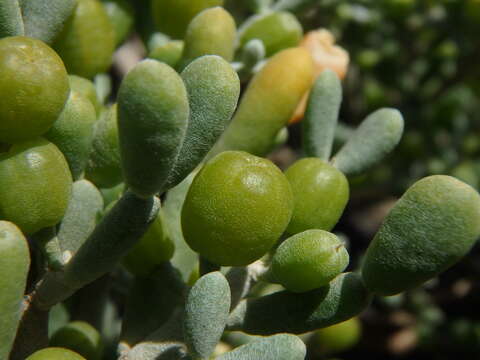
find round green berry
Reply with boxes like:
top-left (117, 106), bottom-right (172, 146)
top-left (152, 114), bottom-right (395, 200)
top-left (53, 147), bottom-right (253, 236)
top-left (50, 321), bottom-right (103, 360)
top-left (271, 230), bottom-right (349, 293)
top-left (0, 36), bottom-right (69, 144)
top-left (182, 151), bottom-right (293, 266)
top-left (285, 158), bottom-right (349, 235)
top-left (26, 348), bottom-right (86, 360)
top-left (0, 138), bottom-right (72, 235)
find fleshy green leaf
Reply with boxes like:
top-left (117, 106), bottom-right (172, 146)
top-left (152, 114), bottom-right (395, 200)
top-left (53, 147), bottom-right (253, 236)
top-left (117, 59), bottom-right (190, 197)
top-left (331, 108), bottom-right (404, 176)
top-left (34, 191), bottom-right (160, 309)
top-left (164, 55), bottom-right (240, 189)
top-left (227, 272), bottom-right (371, 335)
top-left (20, 0), bottom-right (76, 43)
top-left (0, 0), bottom-right (23, 38)
top-left (0, 221), bottom-right (30, 360)
top-left (184, 272), bottom-right (231, 359)
top-left (362, 175), bottom-right (480, 295)
top-left (57, 180), bottom-right (104, 260)
top-left (216, 334), bottom-right (306, 360)
top-left (302, 70), bottom-right (342, 160)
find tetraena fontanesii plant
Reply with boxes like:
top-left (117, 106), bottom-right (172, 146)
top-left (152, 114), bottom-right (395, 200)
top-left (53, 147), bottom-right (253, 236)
top-left (1, 1), bottom-right (479, 360)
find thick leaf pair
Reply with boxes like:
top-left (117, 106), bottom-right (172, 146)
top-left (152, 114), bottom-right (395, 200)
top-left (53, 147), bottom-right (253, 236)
top-left (0, 0), bottom-right (76, 43)
top-left (118, 55), bottom-right (240, 198)
top-left (303, 69), bottom-right (405, 176)
top-left (124, 272), bottom-right (307, 360)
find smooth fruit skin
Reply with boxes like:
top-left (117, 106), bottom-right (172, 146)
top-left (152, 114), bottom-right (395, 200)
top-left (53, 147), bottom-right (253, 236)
top-left (213, 47), bottom-right (314, 156)
top-left (0, 221), bottom-right (30, 360)
top-left (182, 151), bottom-right (293, 266)
top-left (0, 138), bottom-right (72, 235)
top-left (123, 208), bottom-right (175, 278)
top-left (0, 36), bottom-right (69, 143)
top-left (118, 60), bottom-right (189, 197)
top-left (272, 230), bottom-right (349, 293)
top-left (151, 0), bottom-right (224, 39)
top-left (26, 347), bottom-right (86, 360)
top-left (239, 11), bottom-right (303, 57)
top-left (285, 158), bottom-right (349, 235)
top-left (313, 317), bottom-right (361, 355)
top-left (362, 175), bottom-right (480, 296)
top-left (45, 90), bottom-right (97, 180)
top-left (53, 0), bottom-right (115, 79)
top-left (180, 7), bottom-right (236, 68)
top-left (68, 75), bottom-right (102, 115)
top-left (50, 321), bottom-right (104, 360)
top-left (149, 41), bottom-right (185, 68)
top-left (85, 104), bottom-right (123, 188)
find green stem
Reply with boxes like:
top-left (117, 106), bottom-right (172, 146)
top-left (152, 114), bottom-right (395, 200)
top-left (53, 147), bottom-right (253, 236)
top-left (32, 191), bottom-right (160, 310)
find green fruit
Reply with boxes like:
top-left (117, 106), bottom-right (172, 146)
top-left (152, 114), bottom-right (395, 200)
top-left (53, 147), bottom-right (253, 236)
top-left (239, 11), bottom-right (303, 57)
top-left (85, 104), bottom-right (123, 188)
top-left (148, 40), bottom-right (185, 68)
top-left (26, 347), bottom-right (86, 360)
top-left (45, 90), bottom-right (97, 180)
top-left (271, 230), bottom-right (349, 293)
top-left (362, 175), bottom-right (480, 296)
top-left (0, 138), bottom-right (72, 235)
top-left (182, 151), bottom-right (293, 266)
top-left (123, 208), bottom-right (175, 277)
top-left (50, 321), bottom-right (103, 360)
top-left (151, 0), bottom-right (224, 39)
top-left (0, 36), bottom-right (69, 143)
top-left (180, 7), bottom-right (236, 68)
top-left (0, 221), bottom-right (30, 360)
top-left (101, 0), bottom-right (134, 46)
top-left (314, 317), bottom-right (361, 355)
top-left (117, 59), bottom-right (189, 197)
top-left (68, 75), bottom-right (102, 115)
top-left (285, 158), bottom-right (349, 235)
top-left (53, 0), bottom-right (115, 78)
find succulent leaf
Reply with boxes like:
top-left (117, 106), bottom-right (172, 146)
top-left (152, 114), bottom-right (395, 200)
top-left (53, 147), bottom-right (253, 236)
top-left (184, 271), bottom-right (231, 359)
top-left (331, 108), bottom-right (404, 176)
top-left (302, 69), bottom-right (342, 160)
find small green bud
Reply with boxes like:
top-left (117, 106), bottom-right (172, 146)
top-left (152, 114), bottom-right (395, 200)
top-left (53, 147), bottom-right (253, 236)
top-left (101, 0), bottom-right (134, 46)
top-left (272, 230), bottom-right (349, 293)
top-left (313, 317), bottom-right (361, 355)
top-left (68, 75), bottom-right (102, 115)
